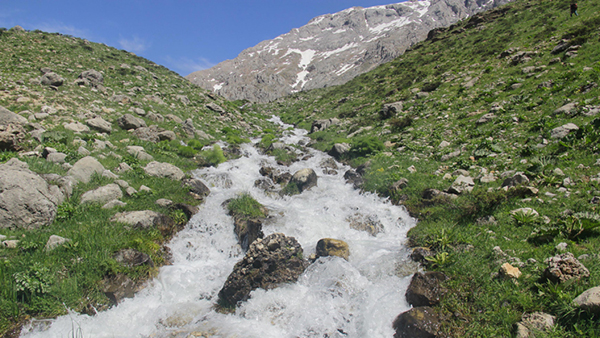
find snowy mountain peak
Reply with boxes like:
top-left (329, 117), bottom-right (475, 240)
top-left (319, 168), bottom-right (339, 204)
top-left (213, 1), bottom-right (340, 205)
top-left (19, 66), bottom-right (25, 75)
top-left (186, 0), bottom-right (513, 103)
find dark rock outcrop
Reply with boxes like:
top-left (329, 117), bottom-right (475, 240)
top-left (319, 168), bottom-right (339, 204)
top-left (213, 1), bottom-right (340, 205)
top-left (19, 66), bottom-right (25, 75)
top-left (182, 178), bottom-right (210, 200)
top-left (405, 272), bottom-right (449, 307)
top-left (218, 233), bottom-right (308, 307)
top-left (393, 306), bottom-right (441, 338)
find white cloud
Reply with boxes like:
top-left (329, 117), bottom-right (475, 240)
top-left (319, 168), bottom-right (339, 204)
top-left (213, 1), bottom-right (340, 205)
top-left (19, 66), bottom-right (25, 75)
top-left (118, 36), bottom-right (150, 53)
top-left (35, 22), bottom-right (92, 40)
top-left (163, 56), bottom-right (216, 76)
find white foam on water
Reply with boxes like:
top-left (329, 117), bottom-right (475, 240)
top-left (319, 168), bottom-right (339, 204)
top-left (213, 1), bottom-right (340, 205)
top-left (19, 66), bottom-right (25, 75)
top-left (21, 118), bottom-right (416, 338)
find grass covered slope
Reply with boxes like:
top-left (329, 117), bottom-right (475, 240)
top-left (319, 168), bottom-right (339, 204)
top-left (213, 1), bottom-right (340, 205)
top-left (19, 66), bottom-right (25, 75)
top-left (0, 27), bottom-right (277, 335)
top-left (261, 0), bottom-right (600, 336)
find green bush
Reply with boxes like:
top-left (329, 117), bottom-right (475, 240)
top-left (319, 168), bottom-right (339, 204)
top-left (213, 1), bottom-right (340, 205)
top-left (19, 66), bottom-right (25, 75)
top-left (350, 136), bottom-right (384, 157)
top-left (201, 144), bottom-right (226, 166)
top-left (227, 193), bottom-right (265, 219)
top-left (187, 139), bottom-right (205, 150)
top-left (177, 145), bottom-right (197, 158)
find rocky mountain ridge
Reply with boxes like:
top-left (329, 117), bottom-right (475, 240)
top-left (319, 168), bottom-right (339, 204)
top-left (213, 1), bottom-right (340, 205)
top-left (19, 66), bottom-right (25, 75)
top-left (187, 0), bottom-right (514, 102)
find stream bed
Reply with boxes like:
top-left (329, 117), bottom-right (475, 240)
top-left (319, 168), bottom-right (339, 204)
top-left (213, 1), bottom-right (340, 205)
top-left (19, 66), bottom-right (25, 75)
top-left (21, 118), bottom-right (417, 338)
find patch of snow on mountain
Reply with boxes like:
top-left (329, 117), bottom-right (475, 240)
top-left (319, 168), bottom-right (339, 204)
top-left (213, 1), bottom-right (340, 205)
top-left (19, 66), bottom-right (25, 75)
top-left (320, 42), bottom-right (360, 59)
top-left (300, 37), bottom-right (315, 41)
top-left (285, 49), bottom-right (316, 90)
top-left (402, 0), bottom-right (431, 17)
top-left (334, 29), bottom-right (347, 34)
top-left (213, 83), bottom-right (224, 91)
top-left (309, 16), bottom-right (326, 26)
top-left (369, 17), bottom-right (412, 34)
top-left (336, 64), bottom-right (355, 76)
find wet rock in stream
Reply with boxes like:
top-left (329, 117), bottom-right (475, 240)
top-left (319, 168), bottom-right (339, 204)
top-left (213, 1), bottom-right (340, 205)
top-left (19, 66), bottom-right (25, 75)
top-left (217, 233), bottom-right (308, 308)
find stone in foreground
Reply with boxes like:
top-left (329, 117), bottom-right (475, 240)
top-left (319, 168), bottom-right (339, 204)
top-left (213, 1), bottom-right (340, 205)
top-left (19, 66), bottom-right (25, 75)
top-left (393, 306), bottom-right (441, 338)
top-left (218, 233), bottom-right (307, 307)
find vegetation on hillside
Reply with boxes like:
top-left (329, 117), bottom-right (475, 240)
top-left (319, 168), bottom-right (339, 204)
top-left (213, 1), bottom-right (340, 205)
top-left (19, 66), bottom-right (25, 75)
top-left (0, 26), bottom-right (278, 335)
top-left (260, 0), bottom-right (600, 336)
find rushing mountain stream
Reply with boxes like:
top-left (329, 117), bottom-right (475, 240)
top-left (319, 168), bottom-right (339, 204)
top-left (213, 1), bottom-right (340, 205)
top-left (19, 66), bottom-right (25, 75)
top-left (21, 118), bottom-right (416, 338)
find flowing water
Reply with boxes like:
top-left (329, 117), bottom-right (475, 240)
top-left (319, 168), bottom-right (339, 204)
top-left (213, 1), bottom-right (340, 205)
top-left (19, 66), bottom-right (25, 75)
top-left (21, 118), bottom-right (417, 338)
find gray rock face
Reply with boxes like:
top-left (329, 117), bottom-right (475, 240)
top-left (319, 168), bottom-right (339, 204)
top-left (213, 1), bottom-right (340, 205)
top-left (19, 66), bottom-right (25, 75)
top-left (110, 210), bottom-right (169, 229)
top-left (515, 312), bottom-right (556, 338)
top-left (64, 122), bottom-right (90, 133)
top-left (86, 117), bottom-right (113, 133)
top-left (0, 123), bottom-right (27, 151)
top-left (573, 286), bottom-right (600, 314)
top-left (117, 114), bottom-right (147, 130)
top-left (80, 184), bottom-right (123, 204)
top-left (40, 72), bottom-right (64, 86)
top-left (551, 123), bottom-right (579, 139)
top-left (113, 248), bottom-right (154, 268)
top-left (0, 106), bottom-right (29, 125)
top-left (45, 235), bottom-right (71, 251)
top-left (143, 161), bottom-right (185, 180)
top-left (187, 0), bottom-right (513, 102)
top-left (68, 156), bottom-right (105, 183)
top-left (0, 158), bottom-right (62, 229)
top-left (78, 69), bottom-right (104, 87)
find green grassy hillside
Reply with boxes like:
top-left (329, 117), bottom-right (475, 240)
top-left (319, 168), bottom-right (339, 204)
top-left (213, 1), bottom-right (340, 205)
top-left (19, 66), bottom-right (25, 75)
top-left (0, 27), bottom-right (276, 335)
top-left (260, 0), bottom-right (600, 336)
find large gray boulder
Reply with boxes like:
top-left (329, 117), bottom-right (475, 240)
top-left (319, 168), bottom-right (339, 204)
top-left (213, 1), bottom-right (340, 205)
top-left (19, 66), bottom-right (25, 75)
top-left (550, 123), bottom-right (579, 139)
top-left (80, 184), bottom-right (123, 204)
top-left (0, 106), bottom-right (28, 125)
top-left (143, 161), bottom-right (185, 180)
top-left (86, 117), bottom-right (113, 133)
top-left (573, 286), bottom-right (600, 314)
top-left (514, 312), bottom-right (555, 338)
top-left (68, 156), bottom-right (105, 183)
top-left (117, 114), bottom-right (147, 130)
top-left (110, 210), bottom-right (171, 229)
top-left (0, 158), bottom-right (63, 229)
top-left (40, 72), bottom-right (64, 86)
top-left (290, 168), bottom-right (318, 193)
top-left (0, 124), bottom-right (27, 151)
top-left (77, 69), bottom-right (104, 87)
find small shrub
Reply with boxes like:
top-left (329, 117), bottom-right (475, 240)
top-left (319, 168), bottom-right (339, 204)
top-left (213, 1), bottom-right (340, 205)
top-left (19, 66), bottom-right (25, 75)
top-left (41, 131), bottom-right (68, 144)
top-left (281, 181), bottom-right (301, 196)
top-left (187, 139), bottom-right (205, 150)
top-left (13, 263), bottom-right (53, 296)
top-left (177, 145), bottom-right (197, 158)
top-left (227, 193), bottom-right (265, 219)
top-left (56, 201), bottom-right (80, 221)
top-left (201, 144), bottom-right (226, 166)
top-left (0, 151), bottom-right (17, 163)
top-left (350, 136), bottom-right (384, 157)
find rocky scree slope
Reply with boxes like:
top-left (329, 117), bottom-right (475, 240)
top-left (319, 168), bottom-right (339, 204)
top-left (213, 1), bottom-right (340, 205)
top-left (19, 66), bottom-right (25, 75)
top-left (0, 26), bottom-right (278, 336)
top-left (259, 0), bottom-right (600, 336)
top-left (187, 0), bottom-right (514, 103)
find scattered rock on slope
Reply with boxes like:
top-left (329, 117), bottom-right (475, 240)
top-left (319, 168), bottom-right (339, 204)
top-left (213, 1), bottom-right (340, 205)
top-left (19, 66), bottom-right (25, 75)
top-left (0, 158), bottom-right (63, 229)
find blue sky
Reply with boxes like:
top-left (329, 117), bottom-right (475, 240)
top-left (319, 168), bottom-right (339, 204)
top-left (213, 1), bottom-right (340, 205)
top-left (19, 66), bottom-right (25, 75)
top-left (0, 1), bottom-right (398, 76)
